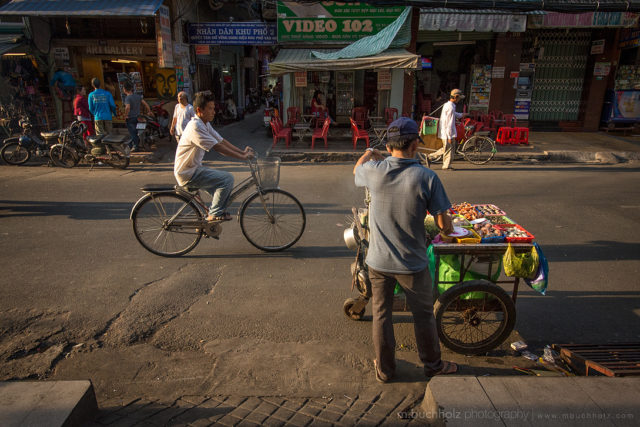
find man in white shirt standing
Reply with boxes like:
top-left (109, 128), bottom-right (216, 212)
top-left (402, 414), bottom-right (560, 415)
top-left (174, 92), bottom-right (254, 222)
top-left (433, 88), bottom-right (466, 170)
top-left (170, 91), bottom-right (195, 141)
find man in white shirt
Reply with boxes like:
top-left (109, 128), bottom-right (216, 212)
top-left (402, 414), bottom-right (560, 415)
top-left (174, 92), bottom-right (254, 222)
top-left (433, 89), bottom-right (466, 170)
top-left (170, 91), bottom-right (195, 141)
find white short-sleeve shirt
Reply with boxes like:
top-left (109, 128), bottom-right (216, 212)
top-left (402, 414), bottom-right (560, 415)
top-left (174, 116), bottom-right (223, 185)
top-left (173, 103), bottom-right (195, 136)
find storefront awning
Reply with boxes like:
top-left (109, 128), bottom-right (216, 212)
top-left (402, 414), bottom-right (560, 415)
top-left (0, 0), bottom-right (164, 17)
top-left (269, 48), bottom-right (419, 75)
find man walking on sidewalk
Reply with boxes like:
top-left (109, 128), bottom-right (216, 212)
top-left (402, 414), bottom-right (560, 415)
top-left (354, 117), bottom-right (458, 382)
top-left (433, 88), bottom-right (466, 170)
top-left (123, 82), bottom-right (150, 152)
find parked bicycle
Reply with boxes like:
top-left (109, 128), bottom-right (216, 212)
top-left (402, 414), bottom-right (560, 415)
top-left (417, 118), bottom-right (497, 167)
top-left (130, 156), bottom-right (306, 257)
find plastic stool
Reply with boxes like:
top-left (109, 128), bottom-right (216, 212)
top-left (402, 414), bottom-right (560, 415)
top-left (496, 127), bottom-right (515, 145)
top-left (514, 127), bottom-right (529, 145)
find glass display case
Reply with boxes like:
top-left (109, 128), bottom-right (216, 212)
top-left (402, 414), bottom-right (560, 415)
top-left (336, 71), bottom-right (354, 124)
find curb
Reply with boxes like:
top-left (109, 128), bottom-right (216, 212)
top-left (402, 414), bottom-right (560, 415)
top-left (268, 149), bottom-right (639, 164)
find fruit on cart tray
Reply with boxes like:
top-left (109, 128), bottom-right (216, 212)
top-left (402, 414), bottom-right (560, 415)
top-left (488, 215), bottom-right (514, 225)
top-left (451, 202), bottom-right (482, 220)
top-left (474, 204), bottom-right (506, 216)
top-left (503, 227), bottom-right (529, 238)
top-left (473, 221), bottom-right (503, 238)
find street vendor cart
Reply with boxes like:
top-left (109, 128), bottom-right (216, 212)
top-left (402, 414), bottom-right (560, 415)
top-left (343, 197), bottom-right (541, 356)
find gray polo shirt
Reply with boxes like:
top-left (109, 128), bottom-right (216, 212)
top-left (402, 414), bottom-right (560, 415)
top-left (355, 157), bottom-right (451, 273)
top-left (125, 93), bottom-right (142, 119)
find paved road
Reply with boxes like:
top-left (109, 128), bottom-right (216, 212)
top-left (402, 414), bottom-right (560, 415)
top-left (1, 135), bottom-right (639, 409)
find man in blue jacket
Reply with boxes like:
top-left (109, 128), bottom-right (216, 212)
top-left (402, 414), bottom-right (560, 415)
top-left (88, 77), bottom-right (117, 135)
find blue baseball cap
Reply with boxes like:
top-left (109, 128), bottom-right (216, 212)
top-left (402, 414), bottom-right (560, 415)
top-left (387, 117), bottom-right (419, 141)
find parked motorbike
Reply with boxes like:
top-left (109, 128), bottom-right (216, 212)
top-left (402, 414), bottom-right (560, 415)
top-left (245, 88), bottom-right (261, 114)
top-left (149, 101), bottom-right (170, 136)
top-left (0, 117), bottom-right (58, 165)
top-left (136, 114), bottom-right (167, 151)
top-left (48, 120), bottom-right (131, 169)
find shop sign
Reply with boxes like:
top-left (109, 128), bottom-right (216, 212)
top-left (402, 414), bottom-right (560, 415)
top-left (594, 62), bottom-right (611, 77)
top-left (377, 70), bottom-right (391, 90)
top-left (195, 45), bottom-right (210, 56)
top-left (509, 71), bottom-right (519, 79)
top-left (53, 47), bottom-right (69, 65)
top-left (294, 72), bottom-right (307, 87)
top-left (85, 44), bottom-right (145, 56)
top-left (277, 1), bottom-right (404, 43)
top-left (156, 5), bottom-right (173, 68)
top-left (529, 11), bottom-right (639, 28)
top-left (514, 100), bottom-right (530, 119)
top-left (188, 22), bottom-right (277, 45)
top-left (591, 39), bottom-right (605, 55)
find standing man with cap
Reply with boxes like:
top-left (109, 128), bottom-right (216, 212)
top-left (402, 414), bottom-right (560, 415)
top-left (353, 117), bottom-right (458, 383)
top-left (433, 88), bottom-right (466, 170)
top-left (88, 77), bottom-right (117, 136)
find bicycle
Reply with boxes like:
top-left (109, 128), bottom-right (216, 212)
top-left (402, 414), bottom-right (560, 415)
top-left (130, 156), bottom-right (306, 257)
top-left (416, 118), bottom-right (497, 167)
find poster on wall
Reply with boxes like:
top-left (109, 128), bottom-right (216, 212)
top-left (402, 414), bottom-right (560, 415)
top-left (377, 70), bottom-right (391, 90)
top-left (116, 72), bottom-right (143, 104)
top-left (156, 5), bottom-right (173, 68)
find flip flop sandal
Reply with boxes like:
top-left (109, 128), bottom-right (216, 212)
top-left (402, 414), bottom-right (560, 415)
top-left (209, 213), bottom-right (232, 222)
top-left (374, 359), bottom-right (392, 383)
top-left (425, 360), bottom-right (458, 377)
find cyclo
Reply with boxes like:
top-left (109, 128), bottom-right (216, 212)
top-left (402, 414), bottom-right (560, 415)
top-left (130, 156), bottom-right (306, 257)
top-left (343, 191), bottom-right (536, 356)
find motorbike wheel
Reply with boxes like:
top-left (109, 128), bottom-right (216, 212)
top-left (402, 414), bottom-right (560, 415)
top-left (106, 152), bottom-right (129, 169)
top-left (1, 142), bottom-right (30, 165)
top-left (50, 145), bottom-right (79, 168)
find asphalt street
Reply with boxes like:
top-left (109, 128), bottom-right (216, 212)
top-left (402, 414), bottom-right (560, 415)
top-left (1, 120), bottom-right (639, 407)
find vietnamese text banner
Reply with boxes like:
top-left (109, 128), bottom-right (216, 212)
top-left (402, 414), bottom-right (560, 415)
top-left (277, 1), bottom-right (403, 43)
top-left (188, 22), bottom-right (277, 45)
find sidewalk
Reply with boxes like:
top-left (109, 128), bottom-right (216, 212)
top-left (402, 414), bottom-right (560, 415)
top-left (267, 127), bottom-right (640, 164)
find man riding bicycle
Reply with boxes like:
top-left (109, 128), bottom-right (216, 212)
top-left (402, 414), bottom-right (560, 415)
top-left (174, 92), bottom-right (254, 222)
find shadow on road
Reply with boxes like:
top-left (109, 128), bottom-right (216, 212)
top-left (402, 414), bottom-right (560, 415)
top-left (543, 241), bottom-right (640, 261)
top-left (0, 200), bottom-right (131, 220)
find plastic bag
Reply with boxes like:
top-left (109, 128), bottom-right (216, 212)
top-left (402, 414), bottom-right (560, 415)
top-left (503, 243), bottom-right (539, 279)
top-left (427, 245), bottom-right (501, 299)
top-left (524, 243), bottom-right (549, 295)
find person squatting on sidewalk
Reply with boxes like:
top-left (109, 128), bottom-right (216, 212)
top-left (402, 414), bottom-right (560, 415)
top-left (174, 92), bottom-right (254, 222)
top-left (353, 117), bottom-right (458, 382)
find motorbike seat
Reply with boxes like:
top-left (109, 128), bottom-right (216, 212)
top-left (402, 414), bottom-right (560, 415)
top-left (86, 135), bottom-right (104, 145)
top-left (103, 134), bottom-right (129, 144)
top-left (40, 129), bottom-right (63, 138)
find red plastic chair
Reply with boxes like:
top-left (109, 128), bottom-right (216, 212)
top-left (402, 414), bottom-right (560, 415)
top-left (384, 107), bottom-right (398, 125)
top-left (285, 107), bottom-right (300, 128)
top-left (311, 117), bottom-right (330, 149)
top-left (352, 107), bottom-right (368, 129)
top-left (514, 127), bottom-right (529, 145)
top-left (480, 114), bottom-right (496, 136)
top-left (269, 118), bottom-right (291, 148)
top-left (502, 114), bottom-right (517, 128)
top-left (350, 118), bottom-right (369, 150)
top-left (496, 127), bottom-right (516, 145)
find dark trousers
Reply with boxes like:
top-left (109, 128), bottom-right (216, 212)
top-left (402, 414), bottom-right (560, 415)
top-left (369, 267), bottom-right (443, 379)
top-left (125, 117), bottom-right (140, 149)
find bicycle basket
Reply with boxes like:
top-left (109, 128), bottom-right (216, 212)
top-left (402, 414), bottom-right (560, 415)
top-left (257, 156), bottom-right (281, 188)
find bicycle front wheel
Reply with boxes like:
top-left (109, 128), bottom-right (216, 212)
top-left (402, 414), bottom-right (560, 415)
top-left (240, 189), bottom-right (306, 252)
top-left (461, 136), bottom-right (495, 165)
top-left (132, 193), bottom-right (203, 257)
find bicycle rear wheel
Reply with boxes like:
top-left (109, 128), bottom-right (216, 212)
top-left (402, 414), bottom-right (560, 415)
top-left (461, 136), bottom-right (495, 165)
top-left (240, 189), bottom-right (305, 252)
top-left (132, 193), bottom-right (203, 257)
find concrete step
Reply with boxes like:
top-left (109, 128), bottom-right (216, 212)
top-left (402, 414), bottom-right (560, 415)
top-left (0, 381), bottom-right (98, 427)
top-left (421, 376), bottom-right (640, 426)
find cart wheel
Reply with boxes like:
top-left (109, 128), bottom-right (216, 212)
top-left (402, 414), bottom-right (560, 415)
top-left (433, 280), bottom-right (516, 355)
top-left (343, 297), bottom-right (366, 321)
